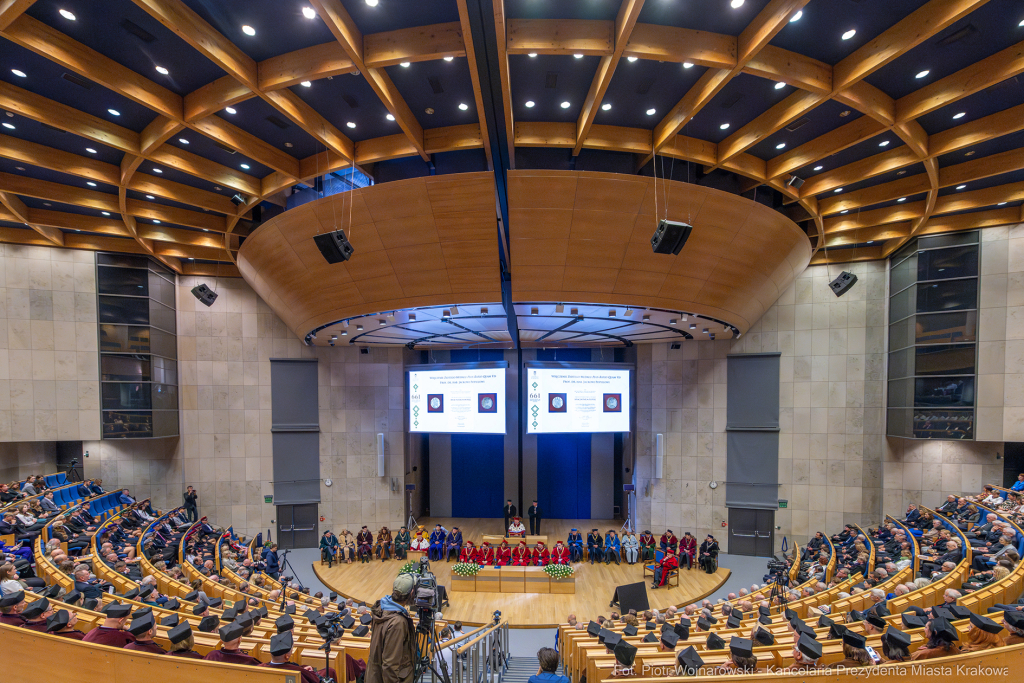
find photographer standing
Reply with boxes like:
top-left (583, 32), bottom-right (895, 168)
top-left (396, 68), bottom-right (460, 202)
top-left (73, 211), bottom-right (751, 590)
top-left (183, 486), bottom-right (198, 523)
top-left (367, 574), bottom-right (417, 683)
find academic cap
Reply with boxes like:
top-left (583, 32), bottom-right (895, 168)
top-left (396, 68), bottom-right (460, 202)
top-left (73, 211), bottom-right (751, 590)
top-left (160, 614), bottom-right (179, 628)
top-left (128, 614), bottom-right (155, 636)
top-left (237, 613), bottom-right (254, 629)
top-left (613, 640), bottom-right (637, 667)
top-left (353, 624), bottom-right (369, 637)
top-left (930, 617), bottom-right (959, 642)
top-left (705, 614), bottom-right (717, 624)
top-left (884, 626), bottom-right (912, 649)
top-left (1004, 611), bottom-right (1024, 629)
top-left (45, 609), bottom-right (70, 632)
top-left (947, 605), bottom-right (971, 620)
top-left (138, 585), bottom-right (156, 599)
top-left (198, 615), bottom-right (220, 632)
top-left (726, 614), bottom-right (741, 629)
top-left (842, 630), bottom-right (867, 648)
top-left (360, 613), bottom-right (373, 625)
top-left (705, 632), bottom-right (725, 650)
top-left (598, 627), bottom-right (612, 644)
top-left (758, 605), bottom-right (770, 617)
top-left (168, 622), bottom-right (193, 645)
top-left (661, 622), bottom-right (674, 634)
top-left (192, 603), bottom-right (208, 615)
top-left (642, 633), bottom-right (658, 644)
top-left (901, 613), bottom-right (927, 630)
top-left (677, 646), bottom-right (704, 673)
top-left (623, 624), bottom-right (638, 637)
top-left (83, 598), bottom-right (99, 611)
top-left (342, 615), bottom-right (355, 629)
top-left (285, 604), bottom-right (296, 615)
top-left (270, 631), bottom-right (294, 656)
top-left (969, 613), bottom-right (1002, 634)
top-left (233, 599), bottom-right (247, 611)
top-left (0, 590), bottom-right (25, 608)
top-left (183, 590), bottom-right (199, 601)
top-left (828, 623), bottom-right (848, 640)
top-left (218, 621), bottom-right (245, 642)
top-left (132, 606), bottom-right (152, 620)
top-left (784, 608), bottom-right (797, 620)
top-left (753, 627), bottom-right (774, 645)
top-left (729, 637), bottom-right (753, 658)
top-left (660, 630), bottom-right (679, 648)
top-left (121, 587), bottom-right (139, 600)
top-left (329, 592), bottom-right (338, 601)
top-left (102, 601), bottom-right (131, 618)
top-left (758, 614), bottom-right (772, 625)
top-left (932, 606), bottom-right (955, 622)
top-left (41, 584), bottom-right (60, 599)
top-left (257, 605), bottom-right (269, 619)
top-left (677, 617), bottom-right (691, 627)
top-left (904, 605), bottom-right (927, 617)
top-left (696, 616), bottom-right (710, 631)
top-left (276, 615), bottom-right (295, 633)
top-left (164, 598), bottom-right (180, 611)
top-left (604, 632), bottom-right (622, 650)
top-left (587, 621), bottom-right (601, 637)
top-left (304, 608), bottom-right (320, 622)
top-left (673, 623), bottom-right (689, 640)
top-left (63, 589), bottom-right (83, 605)
top-left (865, 614), bottom-right (886, 629)
top-left (220, 608), bottom-right (238, 622)
top-left (818, 615), bottom-right (834, 629)
top-left (644, 621), bottom-right (655, 631)
top-left (797, 633), bottom-right (822, 659)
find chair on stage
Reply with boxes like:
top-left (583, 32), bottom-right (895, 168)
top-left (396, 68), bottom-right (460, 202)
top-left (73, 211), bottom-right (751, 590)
top-left (644, 550), bottom-right (679, 587)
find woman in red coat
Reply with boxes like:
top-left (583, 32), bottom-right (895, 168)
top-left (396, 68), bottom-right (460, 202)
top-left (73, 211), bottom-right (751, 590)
top-left (550, 540), bottom-right (570, 565)
top-left (534, 541), bottom-right (550, 567)
top-left (511, 540), bottom-right (531, 566)
top-left (478, 541), bottom-right (495, 566)
top-left (459, 541), bottom-right (478, 563)
top-left (679, 532), bottom-right (697, 570)
top-left (495, 540), bottom-right (512, 566)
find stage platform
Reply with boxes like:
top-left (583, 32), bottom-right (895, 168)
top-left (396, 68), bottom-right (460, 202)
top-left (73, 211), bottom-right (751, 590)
top-left (312, 517), bottom-right (730, 627)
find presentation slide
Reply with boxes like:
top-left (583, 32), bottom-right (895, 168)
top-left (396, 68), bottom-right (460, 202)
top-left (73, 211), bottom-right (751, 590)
top-left (408, 367), bottom-right (506, 434)
top-left (526, 366), bottom-right (631, 433)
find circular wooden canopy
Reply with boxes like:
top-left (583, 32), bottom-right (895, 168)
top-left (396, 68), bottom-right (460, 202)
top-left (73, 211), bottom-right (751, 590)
top-left (237, 170), bottom-right (811, 347)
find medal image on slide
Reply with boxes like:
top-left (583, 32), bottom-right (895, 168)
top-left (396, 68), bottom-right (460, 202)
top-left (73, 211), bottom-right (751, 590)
top-left (603, 393), bottom-right (621, 412)
top-left (548, 393), bottom-right (567, 413)
top-left (427, 394), bottom-right (444, 413)
top-left (478, 393), bottom-right (497, 413)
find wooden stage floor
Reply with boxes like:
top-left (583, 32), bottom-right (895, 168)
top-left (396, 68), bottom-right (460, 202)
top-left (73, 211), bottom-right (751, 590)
top-left (312, 518), bottom-right (730, 627)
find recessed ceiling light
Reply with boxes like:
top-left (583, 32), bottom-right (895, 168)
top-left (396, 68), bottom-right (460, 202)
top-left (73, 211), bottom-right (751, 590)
top-left (11, 69), bottom-right (26, 78)
top-left (386, 113), bottom-right (395, 120)
top-left (879, 140), bottom-right (890, 147)
top-left (682, 62), bottom-right (694, 69)
top-left (145, 195), bottom-right (154, 199)
top-left (897, 197), bottom-right (907, 202)
top-left (574, 54), bottom-right (583, 59)
top-left (14, 166), bottom-right (24, 171)
top-left (834, 188), bottom-right (843, 193)
top-left (953, 112), bottom-right (966, 120)
top-left (86, 147), bottom-right (97, 154)
top-left (153, 168), bottom-right (162, 173)
top-left (300, 81), bottom-right (312, 87)
top-left (956, 184), bottom-right (967, 190)
top-left (867, 240), bottom-right (874, 244)
top-left (59, 9), bottom-right (75, 21)
top-left (965, 150), bottom-right (975, 156)
top-left (302, 6), bottom-right (316, 19)
top-left (626, 56), bottom-right (637, 62)
top-left (365, 0), bottom-right (379, 6)
top-left (842, 29), bottom-right (856, 40)
top-left (102, 211), bottom-right (110, 216)
top-left (1, 122), bottom-right (13, 130)
top-left (86, 181), bottom-right (96, 187)
top-left (840, 210), bottom-right (849, 214)
top-left (400, 62), bottom-right (410, 68)
top-left (525, 100), bottom-right (535, 108)
top-left (775, 142), bottom-right (786, 149)
top-left (203, 228), bottom-right (209, 232)
top-left (346, 121), bottom-right (356, 128)
top-left (813, 165), bottom-right (823, 171)
top-left (730, 0), bottom-right (744, 7)
top-left (775, 81), bottom-right (785, 89)
top-left (689, 323), bottom-right (696, 330)
top-left (153, 219), bottom-right (161, 224)
top-left (107, 109), bottom-right (120, 116)
top-left (529, 53), bottom-right (537, 58)
top-left (560, 101), bottom-right (570, 108)
top-left (178, 138), bottom-right (189, 144)
top-left (790, 10), bottom-right (803, 22)
top-left (242, 25), bottom-right (256, 36)
top-left (156, 66), bottom-right (169, 75)
top-left (998, 201), bottom-right (1008, 205)
top-left (225, 107), bottom-right (237, 114)
top-left (240, 163), bottom-right (250, 170)
top-left (646, 108), bottom-right (656, 116)
top-left (444, 56), bottom-right (454, 62)
top-left (601, 103), bottom-right (611, 111)
top-left (458, 103), bottom-right (468, 111)
top-left (915, 70), bottom-right (930, 79)
top-left (720, 123), bottom-right (730, 130)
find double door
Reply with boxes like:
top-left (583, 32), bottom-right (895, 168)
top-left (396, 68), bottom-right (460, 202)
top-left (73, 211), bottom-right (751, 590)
top-left (276, 504), bottom-right (319, 549)
top-left (728, 508), bottom-right (774, 556)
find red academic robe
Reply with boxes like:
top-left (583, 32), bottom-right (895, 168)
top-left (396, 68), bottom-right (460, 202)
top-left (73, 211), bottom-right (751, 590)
top-left (512, 545), bottom-right (531, 566)
top-left (661, 533), bottom-right (678, 552)
top-left (495, 545), bottom-right (512, 566)
top-left (0, 614), bottom-right (25, 627)
top-left (551, 545), bottom-right (570, 564)
top-left (166, 649), bottom-right (204, 658)
top-left (656, 554), bottom-right (679, 586)
top-left (125, 640), bottom-right (167, 654)
top-left (54, 630), bottom-right (86, 640)
top-left (479, 545), bottom-right (495, 565)
top-left (534, 546), bottom-right (549, 566)
top-left (204, 648), bottom-right (261, 666)
top-left (260, 661), bottom-right (321, 683)
top-left (19, 620), bottom-right (49, 632)
top-left (83, 627), bottom-right (136, 647)
top-left (680, 536), bottom-right (697, 561)
top-left (460, 545), bottom-right (478, 563)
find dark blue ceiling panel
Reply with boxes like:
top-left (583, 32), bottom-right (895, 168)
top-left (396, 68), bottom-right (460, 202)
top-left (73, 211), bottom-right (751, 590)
top-left (288, 73), bottom-right (394, 142)
top-left (937, 129), bottom-right (1024, 169)
top-left (213, 95), bottom-right (319, 160)
top-left (936, 201), bottom-right (1023, 218)
top-left (509, 54), bottom-right (600, 123)
top-left (746, 98), bottom-right (862, 162)
top-left (792, 131), bottom-right (906, 178)
top-left (864, 1), bottom-right (1024, 100)
top-left (0, 156), bottom-right (119, 194)
top-left (915, 76), bottom-right (1024, 136)
top-left (770, 0), bottom-right (931, 66)
top-left (599, 60), bottom-right (707, 130)
top-left (505, 0), bottom-right (619, 21)
top-left (0, 114), bottom-right (126, 166)
top-left (126, 188), bottom-right (223, 216)
top-left (136, 155), bottom-right (230, 197)
top-left (25, 0), bottom-right (226, 96)
top-left (828, 161), bottom-right (927, 197)
top-left (637, 0), bottom-right (771, 35)
top-left (339, 0), bottom-right (460, 35)
top-left (0, 38), bottom-right (159, 132)
top-left (183, 117), bottom-right (273, 178)
top-left (683, 73), bottom-right (787, 144)
top-left (179, 0), bottom-right (337, 62)
top-left (383, 58), bottom-right (479, 130)
top-left (858, 192), bottom-right (930, 214)
top-left (18, 194), bottom-right (115, 217)
top-left (936, 167), bottom-right (1024, 197)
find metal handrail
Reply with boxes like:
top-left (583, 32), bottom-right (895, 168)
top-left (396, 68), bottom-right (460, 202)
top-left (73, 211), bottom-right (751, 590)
top-left (451, 621), bottom-right (509, 683)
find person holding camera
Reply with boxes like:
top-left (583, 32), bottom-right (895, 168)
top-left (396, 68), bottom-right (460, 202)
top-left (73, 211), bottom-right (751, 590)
top-left (366, 574), bottom-right (418, 683)
top-left (183, 486), bottom-right (198, 523)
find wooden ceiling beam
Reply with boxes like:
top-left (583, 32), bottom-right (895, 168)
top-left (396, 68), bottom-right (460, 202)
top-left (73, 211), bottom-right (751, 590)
top-left (514, 121), bottom-right (576, 148)
top-left (0, 0), bottom-right (33, 31)
top-left (181, 261), bottom-right (240, 277)
top-left (455, 0), bottom-right (492, 169)
top-left (921, 206), bottom-right (1021, 234)
top-left (0, 134), bottom-right (120, 185)
top-left (931, 181), bottom-right (1024, 215)
top-left (184, 75), bottom-right (254, 123)
top-left (736, 0), bottom-right (810, 64)
top-left (363, 21), bottom-right (466, 67)
top-left (834, 81), bottom-right (895, 127)
top-left (137, 224), bottom-right (228, 248)
top-left (0, 226), bottom-right (53, 246)
top-left (0, 171), bottom-right (120, 212)
top-left (743, 45), bottom-right (831, 95)
top-left (260, 88), bottom-right (354, 162)
top-left (573, 0), bottom-right (645, 156)
top-left (823, 222), bottom-right (911, 246)
top-left (188, 115), bottom-right (301, 179)
top-left (650, 68), bottom-right (732, 155)
top-left (810, 245), bottom-right (885, 264)
top-left (0, 189), bottom-right (62, 245)
top-left (493, 0), bottom-right (515, 168)
top-left (824, 201), bottom-right (927, 233)
top-left (258, 42), bottom-right (355, 92)
top-left (714, 89), bottom-right (824, 167)
top-left (938, 147), bottom-right (1024, 189)
top-left (128, 172), bottom-right (238, 216)
top-left (817, 172), bottom-right (931, 215)
top-left (63, 232), bottom-right (148, 254)
top-left (896, 39), bottom-right (1024, 123)
top-left (148, 144), bottom-right (260, 197)
top-left (584, 124), bottom-right (652, 155)
top-left (125, 198), bottom-right (228, 232)
top-left (623, 23), bottom-right (736, 69)
top-left (152, 241), bottom-right (229, 261)
top-left (311, 0), bottom-right (428, 160)
top-left (929, 102), bottom-right (1024, 158)
top-left (660, 134), bottom-right (717, 166)
top-left (505, 18), bottom-right (613, 55)
top-left (799, 146), bottom-right (922, 197)
top-left (27, 208), bottom-right (131, 236)
top-left (767, 116), bottom-right (885, 180)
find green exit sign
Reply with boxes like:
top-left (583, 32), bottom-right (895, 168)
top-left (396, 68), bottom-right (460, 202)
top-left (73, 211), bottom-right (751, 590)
top-left (778, 500), bottom-right (788, 509)
top-left (264, 495), bottom-right (273, 504)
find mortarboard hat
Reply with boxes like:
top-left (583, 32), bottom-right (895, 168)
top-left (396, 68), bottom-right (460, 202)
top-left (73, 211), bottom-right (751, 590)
top-left (218, 621), bottom-right (245, 642)
top-left (138, 584), bottom-right (156, 598)
top-left (234, 599), bottom-right (247, 611)
top-left (705, 614), bottom-right (717, 624)
top-left (604, 632), bottom-right (622, 650)
top-left (865, 614), bottom-right (886, 629)
top-left (160, 613), bottom-right (179, 628)
top-left (257, 605), bottom-right (269, 619)
top-left (645, 621), bottom-right (656, 631)
top-left (642, 632), bottom-right (658, 644)
top-left (828, 623), bottom-right (848, 640)
top-left (696, 616), bottom-right (710, 631)
top-left (329, 592), bottom-right (338, 601)
top-left (677, 617), bottom-right (691, 628)
top-left (932, 606), bottom-right (955, 622)
top-left (1004, 611), bottom-right (1024, 629)
top-left (613, 640), bottom-right (637, 667)
top-left (237, 613), bottom-right (254, 629)
top-left (930, 617), bottom-right (959, 642)
top-left (284, 604), bottom-right (296, 615)
top-left (842, 630), bottom-right (867, 649)
top-left (905, 605), bottom-right (927, 617)
top-left (360, 613), bottom-right (373, 625)
top-left (753, 627), bottom-right (774, 645)
top-left (587, 621), bottom-right (601, 637)
top-left (45, 609), bottom-right (70, 632)
top-left (353, 624), bottom-right (369, 637)
top-left (818, 615), bottom-right (834, 629)
top-left (758, 614), bottom-right (771, 625)
top-left (198, 615), bottom-right (219, 632)
top-left (623, 624), bottom-right (638, 637)
top-left (342, 615), bottom-right (355, 629)
top-left (660, 631), bottom-right (679, 648)
top-left (122, 587), bottom-right (139, 600)
top-left (902, 613), bottom-right (926, 630)
top-left (41, 585), bottom-right (61, 599)
top-left (677, 646), bottom-right (704, 673)
top-left (64, 589), bottom-right (83, 605)
top-left (726, 614), bottom-right (741, 629)
top-left (304, 608), bottom-right (320, 622)
top-left (207, 598), bottom-right (223, 608)
top-left (164, 598), bottom-right (180, 611)
top-left (269, 631), bottom-right (294, 656)
top-left (597, 628), bottom-right (613, 644)
top-left (797, 633), bottom-right (822, 660)
top-left (705, 632), bottom-right (725, 650)
top-left (884, 626), bottom-right (912, 649)
top-left (168, 622), bottom-right (192, 645)
top-left (758, 605), bottom-right (770, 617)
top-left (729, 637), bottom-right (753, 658)
top-left (220, 608), bottom-right (238, 622)
top-left (102, 601), bottom-right (131, 618)
top-left (661, 623), bottom-right (674, 634)
top-left (128, 614), bottom-right (155, 636)
top-left (83, 598), bottom-right (99, 611)
top-left (276, 615), bottom-right (295, 632)
top-left (132, 606), bottom-right (152, 620)
top-left (183, 590), bottom-right (199, 601)
top-left (947, 605), bottom-right (971, 621)
top-left (784, 608), bottom-right (797, 620)
top-left (0, 591), bottom-right (25, 608)
top-left (673, 623), bottom-right (689, 640)
top-left (192, 603), bottom-right (208, 615)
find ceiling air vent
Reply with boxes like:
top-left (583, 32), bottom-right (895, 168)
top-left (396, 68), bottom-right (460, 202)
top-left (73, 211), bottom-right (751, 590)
top-left (720, 93), bottom-right (744, 109)
top-left (266, 115), bottom-right (290, 130)
top-left (342, 94), bottom-right (359, 109)
top-left (214, 141), bottom-right (237, 154)
top-left (62, 72), bottom-right (94, 90)
top-left (41, 123), bottom-right (67, 133)
top-left (120, 19), bottom-right (156, 43)
top-left (635, 77), bottom-right (655, 95)
top-left (785, 117), bottom-right (810, 133)
top-left (545, 72), bottom-right (558, 89)
top-left (936, 23), bottom-right (979, 47)
top-left (427, 76), bottom-right (444, 94)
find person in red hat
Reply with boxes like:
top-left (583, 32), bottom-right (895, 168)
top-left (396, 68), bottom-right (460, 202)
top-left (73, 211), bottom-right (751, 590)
top-left (459, 541), bottom-right (478, 564)
top-left (495, 539), bottom-right (512, 566)
top-left (512, 540), bottom-right (531, 566)
top-left (534, 541), bottom-right (550, 567)
top-left (550, 540), bottom-right (570, 565)
top-left (508, 516), bottom-right (526, 537)
top-left (479, 542), bottom-right (495, 566)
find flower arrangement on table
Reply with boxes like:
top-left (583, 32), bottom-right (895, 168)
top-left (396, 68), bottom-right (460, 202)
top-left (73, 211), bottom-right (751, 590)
top-left (399, 561), bottom-right (422, 575)
top-left (544, 564), bottom-right (575, 579)
top-left (452, 562), bottom-right (481, 577)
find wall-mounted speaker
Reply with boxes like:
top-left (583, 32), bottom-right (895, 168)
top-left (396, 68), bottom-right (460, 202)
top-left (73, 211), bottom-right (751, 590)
top-left (313, 229), bottom-right (355, 264)
top-left (376, 433), bottom-right (385, 477)
top-left (654, 433), bottom-right (664, 479)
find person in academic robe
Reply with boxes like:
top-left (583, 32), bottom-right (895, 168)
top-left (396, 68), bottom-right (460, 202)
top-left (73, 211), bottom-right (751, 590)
top-left (1003, 611), bottom-right (1024, 645)
top-left (459, 541), bottom-right (478, 564)
top-left (534, 541), bottom-right (550, 567)
top-left (512, 540), bottom-right (532, 566)
top-left (165, 623), bottom-right (203, 658)
top-left (698, 535), bottom-right (719, 574)
top-left (19, 597), bottom-right (54, 632)
top-left (911, 618), bottom-right (961, 660)
top-left (428, 525), bottom-right (445, 561)
top-left (495, 539), bottom-right (512, 566)
top-left (650, 552), bottom-right (679, 589)
top-left (551, 540), bottom-right (570, 565)
top-left (260, 631), bottom-right (328, 683)
top-left (660, 530), bottom-right (678, 554)
top-left (679, 532), bottom-right (697, 570)
top-left (567, 528), bottom-right (584, 562)
top-left (124, 614), bottom-right (166, 654)
top-left (356, 526), bottom-right (374, 563)
top-left (508, 516), bottom-right (526, 537)
top-left (411, 530), bottom-right (429, 553)
top-left (503, 499), bottom-right (517, 535)
top-left (394, 526), bottom-right (411, 560)
top-left (83, 602), bottom-right (135, 647)
top-left (204, 621), bottom-right (260, 665)
top-left (479, 542), bottom-right (495, 566)
top-left (604, 530), bottom-right (621, 565)
top-left (375, 527), bottom-right (393, 561)
top-left (320, 530), bottom-right (340, 568)
top-left (621, 532), bottom-right (639, 565)
top-left (45, 610), bottom-right (85, 640)
top-left (0, 590), bottom-right (26, 627)
top-left (444, 527), bottom-right (463, 562)
top-left (639, 531), bottom-right (657, 562)
top-left (587, 529), bottom-right (604, 564)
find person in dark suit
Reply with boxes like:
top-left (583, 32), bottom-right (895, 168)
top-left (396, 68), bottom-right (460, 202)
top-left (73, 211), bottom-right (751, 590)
top-left (528, 500), bottom-right (541, 535)
top-left (503, 500), bottom-right (517, 535)
top-left (183, 486), bottom-right (198, 523)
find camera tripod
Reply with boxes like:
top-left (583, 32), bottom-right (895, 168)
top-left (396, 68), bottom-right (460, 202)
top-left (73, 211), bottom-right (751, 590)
top-left (279, 549), bottom-right (303, 589)
top-left (768, 571), bottom-right (789, 611)
top-left (414, 615), bottom-right (451, 683)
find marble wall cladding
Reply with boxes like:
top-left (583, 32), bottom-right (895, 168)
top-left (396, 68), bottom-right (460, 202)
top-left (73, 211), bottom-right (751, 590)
top-left (0, 441), bottom-right (57, 484)
top-left (81, 276), bottom-right (406, 538)
top-left (0, 245), bottom-right (99, 441)
top-left (882, 438), bottom-right (1003, 513)
top-left (636, 260), bottom-right (889, 552)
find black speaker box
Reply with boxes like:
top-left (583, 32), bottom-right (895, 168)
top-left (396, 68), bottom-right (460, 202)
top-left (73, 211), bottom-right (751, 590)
top-left (314, 229), bottom-right (355, 264)
top-left (651, 219), bottom-right (693, 255)
top-left (191, 283), bottom-right (218, 307)
top-left (828, 271), bottom-right (858, 297)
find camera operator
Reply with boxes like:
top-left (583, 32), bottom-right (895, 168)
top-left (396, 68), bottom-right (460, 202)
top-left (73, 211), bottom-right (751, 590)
top-left (367, 574), bottom-right (418, 683)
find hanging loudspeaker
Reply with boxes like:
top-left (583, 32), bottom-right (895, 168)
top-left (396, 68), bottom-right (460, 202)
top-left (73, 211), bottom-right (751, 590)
top-left (655, 433), bottom-right (664, 479)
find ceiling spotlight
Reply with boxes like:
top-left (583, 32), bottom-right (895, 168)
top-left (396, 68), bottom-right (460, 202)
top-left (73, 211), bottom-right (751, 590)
top-left (480, 307), bottom-right (488, 314)
top-left (366, 0), bottom-right (379, 6)
top-left (443, 56), bottom-right (454, 62)
top-left (897, 197), bottom-right (907, 202)
top-left (709, 333), bottom-right (716, 340)
top-left (775, 81), bottom-right (785, 89)
top-left (601, 103), bottom-right (611, 111)
top-left (303, 6), bottom-right (316, 18)
top-left (646, 108), bottom-right (656, 116)
top-left (720, 123), bottom-right (730, 130)
top-left (998, 201), bottom-right (1008, 206)
top-left (101, 211), bottom-right (110, 216)
top-left (574, 54), bottom-right (583, 59)
top-left (642, 314), bottom-right (650, 321)
top-left (458, 103), bottom-right (468, 110)
top-left (59, 9), bottom-right (75, 20)
top-left (570, 308), bottom-right (578, 316)
top-left (86, 147), bottom-right (97, 154)
top-left (529, 53), bottom-right (537, 58)
top-left (225, 106), bottom-right (237, 114)
top-left (153, 168), bottom-right (162, 173)
top-left (240, 163), bottom-right (250, 169)
top-left (834, 187), bottom-right (843, 193)
top-left (1, 123), bottom-right (13, 130)
top-left (956, 184), bottom-right (967, 190)
top-left (530, 307), bottom-right (538, 315)
top-left (87, 181), bottom-right (96, 187)
top-left (609, 309), bottom-right (617, 317)
top-left (953, 112), bottom-right (966, 119)
top-left (689, 323), bottom-right (696, 330)
top-left (669, 318), bottom-right (677, 326)
top-left (107, 109), bottom-right (120, 116)
top-left (842, 29), bottom-right (856, 40)
top-left (702, 328), bottom-right (709, 334)
top-left (242, 25), bottom-right (256, 36)
top-left (145, 194), bottom-right (154, 199)
top-left (813, 165), bottom-right (823, 171)
top-left (301, 80), bottom-right (312, 87)
top-left (400, 62), bottom-right (410, 68)
top-left (346, 121), bottom-right (356, 128)
top-left (730, 0), bottom-right (744, 7)
top-left (356, 325), bottom-right (363, 331)
top-left (790, 10), bottom-right (803, 22)
top-left (775, 142), bottom-right (786, 150)
top-left (560, 101), bottom-right (570, 108)
top-left (156, 66), bottom-right (169, 75)
top-left (682, 62), bottom-right (693, 68)
top-left (153, 219), bottom-right (161, 224)
top-left (525, 101), bottom-right (535, 108)
top-left (840, 209), bottom-right (849, 214)
top-left (378, 320), bottom-right (386, 327)
top-left (867, 240), bottom-right (874, 244)
top-left (386, 113), bottom-right (395, 121)
top-left (178, 138), bottom-right (189, 144)
top-left (915, 70), bottom-right (930, 79)
top-left (11, 69), bottom-right (26, 78)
